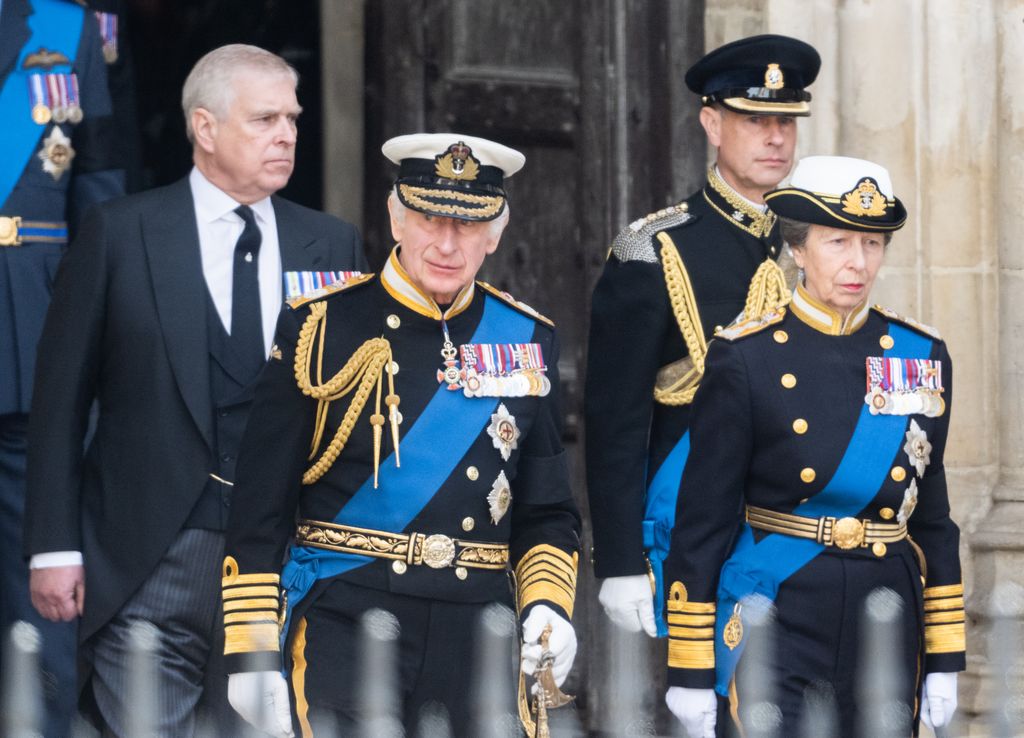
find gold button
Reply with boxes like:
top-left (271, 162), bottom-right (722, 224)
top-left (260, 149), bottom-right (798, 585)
top-left (872, 542), bottom-right (887, 557)
top-left (879, 335), bottom-right (894, 349)
top-left (392, 561), bottom-right (407, 575)
top-left (773, 330), bottom-right (789, 344)
top-left (455, 567), bottom-right (468, 580)
top-left (466, 466), bottom-right (479, 481)
top-left (800, 467), bottom-right (816, 483)
top-left (781, 373), bottom-right (797, 389)
top-left (386, 314), bottom-right (401, 330)
top-left (389, 361), bottom-right (399, 375)
top-left (462, 517), bottom-right (475, 532)
top-left (792, 418), bottom-right (808, 434)
top-left (879, 507), bottom-right (895, 520)
top-left (890, 466), bottom-right (907, 482)
top-left (714, 325), bottom-right (723, 333)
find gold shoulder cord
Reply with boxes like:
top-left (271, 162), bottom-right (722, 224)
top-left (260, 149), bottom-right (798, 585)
top-left (293, 302), bottom-right (400, 487)
top-left (743, 257), bottom-right (791, 320)
top-left (655, 232), bottom-right (707, 406)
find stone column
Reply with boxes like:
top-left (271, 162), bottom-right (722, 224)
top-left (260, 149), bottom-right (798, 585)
top-left (963, 0), bottom-right (1024, 728)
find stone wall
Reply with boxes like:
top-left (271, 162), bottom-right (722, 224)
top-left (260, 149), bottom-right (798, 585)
top-left (707, 0), bottom-right (1024, 732)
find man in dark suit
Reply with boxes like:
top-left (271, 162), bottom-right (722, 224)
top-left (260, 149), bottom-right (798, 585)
top-left (0, 1), bottom-right (123, 735)
top-left (23, 43), bottom-right (366, 736)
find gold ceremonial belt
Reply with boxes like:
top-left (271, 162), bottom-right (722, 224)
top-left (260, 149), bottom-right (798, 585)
top-left (0, 216), bottom-right (68, 246)
top-left (295, 519), bottom-right (510, 570)
top-left (745, 505), bottom-right (907, 550)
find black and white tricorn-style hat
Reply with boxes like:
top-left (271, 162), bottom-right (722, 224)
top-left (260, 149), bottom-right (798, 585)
top-left (382, 133), bottom-right (525, 222)
top-left (765, 156), bottom-right (908, 232)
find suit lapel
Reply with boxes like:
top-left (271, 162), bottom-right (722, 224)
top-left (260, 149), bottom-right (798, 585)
top-left (0, 0), bottom-right (32, 85)
top-left (143, 178), bottom-right (214, 448)
top-left (273, 196), bottom-right (329, 271)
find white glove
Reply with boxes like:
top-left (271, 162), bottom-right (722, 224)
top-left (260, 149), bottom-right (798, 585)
top-left (920, 672), bottom-right (958, 729)
top-left (521, 604), bottom-right (577, 688)
top-left (598, 575), bottom-right (657, 637)
top-left (666, 686), bottom-right (717, 738)
top-left (227, 671), bottom-right (295, 738)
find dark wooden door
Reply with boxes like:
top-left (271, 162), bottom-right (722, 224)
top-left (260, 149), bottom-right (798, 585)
top-left (363, 2), bottom-right (704, 732)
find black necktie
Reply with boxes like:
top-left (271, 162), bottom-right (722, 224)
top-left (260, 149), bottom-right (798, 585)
top-left (231, 205), bottom-right (264, 382)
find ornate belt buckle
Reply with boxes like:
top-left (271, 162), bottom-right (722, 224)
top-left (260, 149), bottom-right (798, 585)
top-left (831, 517), bottom-right (865, 549)
top-left (420, 534), bottom-right (456, 568)
top-left (0, 216), bottom-right (22, 246)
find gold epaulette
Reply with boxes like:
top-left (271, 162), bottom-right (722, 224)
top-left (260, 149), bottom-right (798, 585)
top-left (221, 556), bottom-right (282, 656)
top-left (514, 544), bottom-right (578, 617)
top-left (286, 273), bottom-right (375, 310)
top-left (714, 307), bottom-right (787, 342)
top-left (923, 583), bottom-right (965, 654)
top-left (871, 305), bottom-right (943, 341)
top-left (666, 582), bottom-right (716, 669)
top-left (477, 281), bottom-right (554, 327)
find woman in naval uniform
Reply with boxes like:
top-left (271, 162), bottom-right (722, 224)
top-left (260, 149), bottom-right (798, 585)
top-left (661, 156), bottom-right (964, 738)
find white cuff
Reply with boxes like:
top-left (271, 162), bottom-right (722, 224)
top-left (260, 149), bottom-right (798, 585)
top-left (29, 551), bottom-right (84, 569)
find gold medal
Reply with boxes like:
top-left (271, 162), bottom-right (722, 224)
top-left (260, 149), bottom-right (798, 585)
top-left (723, 605), bottom-right (743, 650)
top-left (103, 43), bottom-right (119, 65)
top-left (31, 103), bottom-right (51, 125)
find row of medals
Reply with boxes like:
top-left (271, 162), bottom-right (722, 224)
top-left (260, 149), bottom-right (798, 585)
top-left (438, 342), bottom-right (550, 398)
top-left (865, 387), bottom-right (944, 417)
top-left (32, 102), bottom-right (82, 126)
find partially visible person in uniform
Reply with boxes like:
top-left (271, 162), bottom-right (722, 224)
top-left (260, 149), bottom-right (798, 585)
top-left (663, 156), bottom-right (964, 737)
top-left (23, 44), bottom-right (366, 736)
top-left (83, 0), bottom-right (143, 192)
top-left (221, 133), bottom-right (581, 738)
top-left (585, 35), bottom-right (820, 639)
top-left (0, 0), bottom-right (123, 735)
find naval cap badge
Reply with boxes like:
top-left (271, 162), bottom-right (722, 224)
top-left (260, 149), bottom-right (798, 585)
top-left (764, 62), bottom-right (784, 90)
top-left (486, 403), bottom-right (519, 462)
top-left (841, 178), bottom-right (888, 217)
top-left (434, 140), bottom-right (480, 182)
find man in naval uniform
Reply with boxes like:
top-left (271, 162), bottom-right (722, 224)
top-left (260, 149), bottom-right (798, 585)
top-left (222, 133), bottom-right (581, 737)
top-left (584, 35), bottom-right (820, 642)
top-left (0, 0), bottom-right (122, 734)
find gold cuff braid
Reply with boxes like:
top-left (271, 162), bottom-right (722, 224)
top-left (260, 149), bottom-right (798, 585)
top-left (515, 545), bottom-right (578, 618)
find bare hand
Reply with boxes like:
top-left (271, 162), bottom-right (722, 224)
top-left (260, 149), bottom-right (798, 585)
top-left (30, 565), bottom-right (85, 622)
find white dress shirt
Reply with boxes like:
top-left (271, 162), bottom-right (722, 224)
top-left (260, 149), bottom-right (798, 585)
top-left (32, 168), bottom-right (283, 570)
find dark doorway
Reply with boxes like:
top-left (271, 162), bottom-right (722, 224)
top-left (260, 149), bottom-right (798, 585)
top-left (125, 0), bottom-right (323, 208)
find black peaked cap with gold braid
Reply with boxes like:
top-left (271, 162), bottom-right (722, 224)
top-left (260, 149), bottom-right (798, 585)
top-left (685, 34), bottom-right (820, 117)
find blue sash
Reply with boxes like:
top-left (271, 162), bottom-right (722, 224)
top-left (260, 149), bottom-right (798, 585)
top-left (642, 430), bottom-right (690, 636)
top-left (280, 295), bottom-right (534, 641)
top-left (0, 0), bottom-right (83, 208)
top-left (712, 323), bottom-right (931, 695)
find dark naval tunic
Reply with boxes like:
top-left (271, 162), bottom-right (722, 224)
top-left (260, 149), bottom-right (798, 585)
top-left (585, 168), bottom-right (783, 589)
top-left (662, 285), bottom-right (965, 736)
top-left (222, 249), bottom-right (580, 730)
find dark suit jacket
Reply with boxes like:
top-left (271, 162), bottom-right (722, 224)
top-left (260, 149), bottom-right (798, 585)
top-left (23, 176), bottom-right (367, 642)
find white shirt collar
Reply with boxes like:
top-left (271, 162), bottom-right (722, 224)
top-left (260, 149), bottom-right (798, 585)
top-left (189, 167), bottom-right (274, 226)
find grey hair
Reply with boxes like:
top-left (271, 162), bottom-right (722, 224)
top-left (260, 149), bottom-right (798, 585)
top-left (778, 215), bottom-right (892, 250)
top-left (182, 44), bottom-right (298, 143)
top-left (388, 187), bottom-right (511, 237)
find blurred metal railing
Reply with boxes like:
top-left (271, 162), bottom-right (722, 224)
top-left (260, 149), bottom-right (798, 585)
top-left (0, 587), bottom-right (992, 737)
